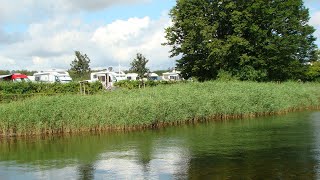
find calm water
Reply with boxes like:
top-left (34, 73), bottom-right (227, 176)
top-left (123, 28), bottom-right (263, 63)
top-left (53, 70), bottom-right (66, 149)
top-left (0, 111), bottom-right (320, 179)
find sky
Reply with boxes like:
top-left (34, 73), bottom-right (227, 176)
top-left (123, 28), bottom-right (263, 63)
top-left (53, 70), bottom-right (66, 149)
top-left (0, 0), bottom-right (319, 71)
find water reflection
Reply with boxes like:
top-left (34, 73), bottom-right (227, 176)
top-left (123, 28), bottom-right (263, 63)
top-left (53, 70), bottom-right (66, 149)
top-left (0, 111), bottom-right (319, 179)
top-left (78, 163), bottom-right (95, 180)
top-left (93, 146), bottom-right (189, 179)
top-left (0, 163), bottom-right (78, 180)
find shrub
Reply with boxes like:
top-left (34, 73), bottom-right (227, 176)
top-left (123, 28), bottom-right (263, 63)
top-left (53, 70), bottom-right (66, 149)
top-left (0, 81), bottom-right (103, 102)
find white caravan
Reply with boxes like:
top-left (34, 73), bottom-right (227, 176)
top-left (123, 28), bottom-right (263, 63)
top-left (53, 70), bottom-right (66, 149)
top-left (162, 70), bottom-right (182, 81)
top-left (146, 73), bottom-right (160, 81)
top-left (33, 69), bottom-right (72, 83)
top-left (126, 73), bottom-right (139, 81)
top-left (89, 70), bottom-right (127, 89)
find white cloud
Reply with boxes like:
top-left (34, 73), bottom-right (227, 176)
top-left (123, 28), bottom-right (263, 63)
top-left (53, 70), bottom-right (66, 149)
top-left (310, 11), bottom-right (320, 27)
top-left (91, 15), bottom-right (174, 69)
top-left (309, 11), bottom-right (320, 46)
top-left (92, 17), bottom-right (151, 45)
top-left (0, 56), bottom-right (16, 70)
top-left (92, 17), bottom-right (152, 61)
top-left (0, 29), bottom-right (25, 44)
top-left (0, 15), bottom-right (174, 71)
top-left (62, 0), bottom-right (151, 11)
top-left (0, 0), bottom-right (150, 24)
top-left (0, 56), bottom-right (15, 65)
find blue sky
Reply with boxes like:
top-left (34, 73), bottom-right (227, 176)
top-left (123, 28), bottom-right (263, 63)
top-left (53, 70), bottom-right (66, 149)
top-left (0, 0), bottom-right (319, 71)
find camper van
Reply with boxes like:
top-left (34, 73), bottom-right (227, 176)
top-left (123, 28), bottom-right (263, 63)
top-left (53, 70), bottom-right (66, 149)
top-left (88, 71), bottom-right (113, 89)
top-left (88, 70), bottom-right (127, 89)
top-left (126, 73), bottom-right (139, 81)
top-left (162, 70), bottom-right (182, 81)
top-left (33, 69), bottom-right (72, 83)
top-left (146, 73), bottom-right (160, 81)
top-left (90, 71), bottom-right (126, 82)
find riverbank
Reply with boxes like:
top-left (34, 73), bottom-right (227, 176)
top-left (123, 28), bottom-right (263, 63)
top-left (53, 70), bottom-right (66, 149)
top-left (0, 81), bottom-right (319, 137)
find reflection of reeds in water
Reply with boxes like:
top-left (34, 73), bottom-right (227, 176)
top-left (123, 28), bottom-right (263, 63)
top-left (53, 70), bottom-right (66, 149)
top-left (78, 163), bottom-right (95, 180)
top-left (0, 81), bottom-right (319, 137)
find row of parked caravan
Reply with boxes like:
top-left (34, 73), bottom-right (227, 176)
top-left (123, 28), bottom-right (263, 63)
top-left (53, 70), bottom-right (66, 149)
top-left (1, 69), bottom-right (182, 85)
top-left (86, 70), bottom-right (182, 88)
top-left (88, 70), bottom-right (183, 83)
top-left (0, 69), bottom-right (72, 83)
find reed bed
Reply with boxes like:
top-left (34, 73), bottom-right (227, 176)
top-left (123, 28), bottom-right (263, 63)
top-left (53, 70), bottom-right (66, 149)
top-left (0, 81), bottom-right (319, 137)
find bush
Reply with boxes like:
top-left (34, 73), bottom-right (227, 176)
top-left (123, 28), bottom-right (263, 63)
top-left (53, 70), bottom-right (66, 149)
top-left (114, 80), bottom-right (183, 89)
top-left (0, 81), bottom-right (103, 102)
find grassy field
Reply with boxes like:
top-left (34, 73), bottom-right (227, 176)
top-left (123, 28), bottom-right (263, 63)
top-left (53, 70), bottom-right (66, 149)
top-left (0, 81), bottom-right (319, 136)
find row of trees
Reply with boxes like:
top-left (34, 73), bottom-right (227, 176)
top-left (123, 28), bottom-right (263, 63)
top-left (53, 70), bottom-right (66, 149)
top-left (70, 51), bottom-right (150, 80)
top-left (0, 70), bottom-right (37, 76)
top-left (163, 0), bottom-right (318, 81)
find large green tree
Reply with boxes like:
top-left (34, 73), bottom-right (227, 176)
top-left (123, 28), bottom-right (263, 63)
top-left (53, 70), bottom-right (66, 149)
top-left (130, 53), bottom-right (149, 79)
top-left (164, 0), bottom-right (317, 81)
top-left (70, 51), bottom-right (91, 76)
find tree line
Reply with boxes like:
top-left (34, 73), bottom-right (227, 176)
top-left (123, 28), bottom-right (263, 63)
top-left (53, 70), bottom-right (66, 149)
top-left (70, 51), bottom-right (151, 81)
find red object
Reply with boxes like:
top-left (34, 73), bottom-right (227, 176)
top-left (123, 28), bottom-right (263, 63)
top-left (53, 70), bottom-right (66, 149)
top-left (0, 73), bottom-right (29, 81)
top-left (11, 74), bottom-right (28, 79)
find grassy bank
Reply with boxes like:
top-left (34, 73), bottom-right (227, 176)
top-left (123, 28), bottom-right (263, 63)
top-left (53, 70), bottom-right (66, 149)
top-left (0, 81), bottom-right (319, 136)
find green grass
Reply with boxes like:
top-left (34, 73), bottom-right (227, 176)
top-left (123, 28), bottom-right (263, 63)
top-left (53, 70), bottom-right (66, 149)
top-left (0, 81), bottom-right (319, 136)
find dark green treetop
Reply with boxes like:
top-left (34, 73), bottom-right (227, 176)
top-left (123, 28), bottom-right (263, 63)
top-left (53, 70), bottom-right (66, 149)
top-left (70, 51), bottom-right (91, 76)
top-left (130, 53), bottom-right (150, 79)
top-left (164, 0), bottom-right (317, 81)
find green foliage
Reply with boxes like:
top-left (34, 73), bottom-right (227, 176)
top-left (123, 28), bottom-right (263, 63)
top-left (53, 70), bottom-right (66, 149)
top-left (316, 49), bottom-right (320, 61)
top-left (114, 80), bottom-right (141, 89)
top-left (130, 53), bottom-right (149, 79)
top-left (0, 70), bottom-right (36, 76)
top-left (0, 81), bottom-right (103, 103)
top-left (164, 0), bottom-right (318, 81)
top-left (68, 70), bottom-right (91, 81)
top-left (216, 70), bottom-right (239, 81)
top-left (70, 51), bottom-right (91, 76)
top-left (114, 80), bottom-right (182, 89)
top-left (0, 81), bottom-right (319, 136)
top-left (14, 70), bottom-right (37, 76)
top-left (306, 61), bottom-right (320, 81)
top-left (0, 70), bottom-right (10, 75)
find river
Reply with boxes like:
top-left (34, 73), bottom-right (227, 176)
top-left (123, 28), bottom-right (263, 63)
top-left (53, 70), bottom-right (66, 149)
top-left (0, 111), bottom-right (320, 179)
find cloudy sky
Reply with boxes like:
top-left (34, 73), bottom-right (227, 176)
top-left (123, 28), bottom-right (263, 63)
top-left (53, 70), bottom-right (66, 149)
top-left (0, 0), bottom-right (319, 71)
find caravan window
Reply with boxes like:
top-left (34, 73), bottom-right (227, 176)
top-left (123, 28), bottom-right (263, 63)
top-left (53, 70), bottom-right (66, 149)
top-left (55, 76), bottom-right (61, 82)
top-left (93, 75), bottom-right (97, 79)
top-left (98, 76), bottom-right (106, 82)
top-left (35, 76), bottom-right (40, 81)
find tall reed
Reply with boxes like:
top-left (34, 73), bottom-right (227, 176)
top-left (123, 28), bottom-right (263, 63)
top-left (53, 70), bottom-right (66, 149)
top-left (0, 81), bottom-right (319, 136)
